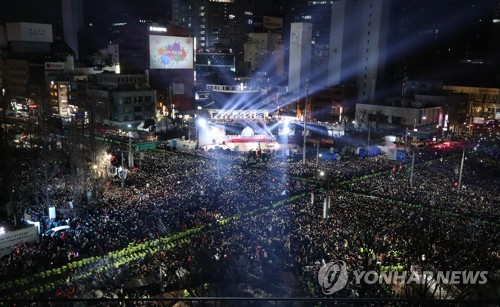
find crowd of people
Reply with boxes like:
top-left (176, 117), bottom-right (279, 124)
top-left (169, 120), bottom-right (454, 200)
top-left (0, 133), bottom-right (498, 304)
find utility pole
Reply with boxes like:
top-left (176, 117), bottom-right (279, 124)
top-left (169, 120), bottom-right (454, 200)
top-left (458, 146), bottom-right (465, 190)
top-left (217, 157), bottom-right (220, 188)
top-left (404, 127), bottom-right (408, 153)
top-left (410, 150), bottom-right (415, 188)
top-left (302, 80), bottom-right (308, 164)
top-left (128, 133), bottom-right (134, 168)
top-left (315, 141), bottom-right (319, 167)
top-left (367, 122), bottom-right (371, 147)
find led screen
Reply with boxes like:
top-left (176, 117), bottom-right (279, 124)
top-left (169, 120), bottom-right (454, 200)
top-left (149, 35), bottom-right (193, 69)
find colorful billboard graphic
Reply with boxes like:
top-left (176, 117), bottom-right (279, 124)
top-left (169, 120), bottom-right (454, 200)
top-left (149, 35), bottom-right (193, 69)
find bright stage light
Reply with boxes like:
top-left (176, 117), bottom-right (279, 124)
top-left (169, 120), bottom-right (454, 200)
top-left (197, 117), bottom-right (207, 128)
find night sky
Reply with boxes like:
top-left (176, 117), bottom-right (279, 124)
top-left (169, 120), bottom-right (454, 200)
top-left (2, 1), bottom-right (498, 28)
top-left (2, 0), bottom-right (499, 76)
top-left (0, 0), bottom-right (273, 24)
top-left (0, 0), bottom-right (62, 23)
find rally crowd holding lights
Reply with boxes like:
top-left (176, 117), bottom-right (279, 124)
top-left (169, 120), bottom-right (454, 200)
top-left (0, 121), bottom-right (499, 305)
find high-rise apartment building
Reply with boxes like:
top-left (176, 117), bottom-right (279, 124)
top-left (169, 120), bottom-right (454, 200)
top-left (282, 0), bottom-right (332, 46)
top-left (288, 22), bottom-right (312, 95)
top-left (244, 31), bottom-right (283, 77)
top-left (491, 1), bottom-right (500, 70)
top-left (113, 23), bottom-right (194, 111)
top-left (326, 0), bottom-right (392, 104)
top-left (74, 0), bottom-right (171, 60)
top-left (61, 0), bottom-right (84, 61)
top-left (281, 0), bottom-right (332, 91)
top-left (387, 0), bottom-right (499, 90)
top-left (171, 0), bottom-right (254, 64)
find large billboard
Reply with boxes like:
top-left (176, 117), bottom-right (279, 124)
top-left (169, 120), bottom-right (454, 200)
top-left (472, 117), bottom-right (485, 124)
top-left (0, 226), bottom-right (38, 257)
top-left (45, 62), bottom-right (65, 70)
top-left (6, 22), bottom-right (53, 43)
top-left (149, 35), bottom-right (193, 69)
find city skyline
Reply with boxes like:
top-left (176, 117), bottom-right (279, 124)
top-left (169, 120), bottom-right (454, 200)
top-left (0, 0), bottom-right (276, 24)
top-left (1, 1), bottom-right (499, 89)
top-left (0, 2), bottom-right (499, 304)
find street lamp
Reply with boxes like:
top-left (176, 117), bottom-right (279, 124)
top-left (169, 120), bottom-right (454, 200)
top-left (302, 80), bottom-right (309, 164)
top-left (404, 127), bottom-right (409, 153)
top-left (409, 150), bottom-right (416, 188)
top-left (127, 125), bottom-right (134, 168)
top-left (319, 170), bottom-right (331, 219)
top-left (315, 141), bottom-right (320, 168)
top-left (367, 122), bottom-right (371, 147)
top-left (196, 117), bottom-right (207, 149)
top-left (457, 145), bottom-right (466, 190)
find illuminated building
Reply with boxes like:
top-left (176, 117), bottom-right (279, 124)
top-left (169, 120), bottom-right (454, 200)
top-left (114, 23), bottom-right (194, 112)
top-left (244, 32), bottom-right (284, 77)
top-left (171, 0), bottom-right (254, 66)
top-left (288, 22), bottom-right (312, 95)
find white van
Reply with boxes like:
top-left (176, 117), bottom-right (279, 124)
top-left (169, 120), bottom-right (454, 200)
top-left (43, 225), bottom-right (70, 238)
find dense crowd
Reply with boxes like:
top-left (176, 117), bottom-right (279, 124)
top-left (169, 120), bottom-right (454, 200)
top-left (0, 134), bottom-right (499, 303)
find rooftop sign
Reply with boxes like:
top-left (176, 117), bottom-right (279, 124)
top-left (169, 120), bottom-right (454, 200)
top-left (149, 26), bottom-right (167, 33)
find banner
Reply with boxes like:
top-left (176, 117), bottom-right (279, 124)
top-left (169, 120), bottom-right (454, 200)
top-left (49, 207), bottom-right (56, 219)
top-left (472, 117), bottom-right (485, 124)
top-left (0, 226), bottom-right (39, 257)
